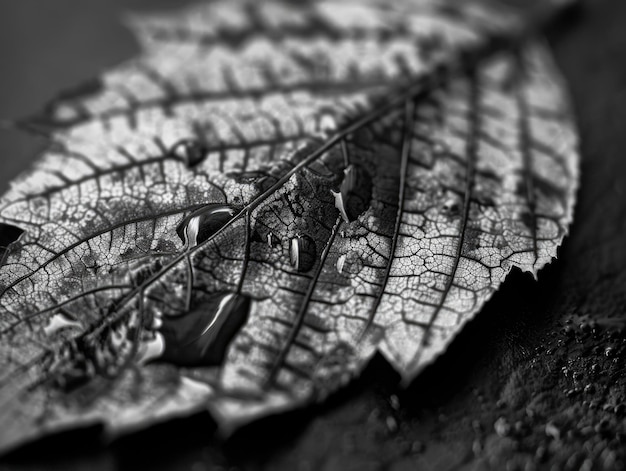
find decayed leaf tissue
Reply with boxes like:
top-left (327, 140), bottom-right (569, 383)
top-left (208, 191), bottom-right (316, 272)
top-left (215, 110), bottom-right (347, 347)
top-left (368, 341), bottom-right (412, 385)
top-left (0, 0), bottom-right (578, 452)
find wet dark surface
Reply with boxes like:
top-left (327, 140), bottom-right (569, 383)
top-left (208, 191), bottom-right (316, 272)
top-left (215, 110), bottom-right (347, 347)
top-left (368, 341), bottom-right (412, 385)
top-left (1, 0), bottom-right (626, 469)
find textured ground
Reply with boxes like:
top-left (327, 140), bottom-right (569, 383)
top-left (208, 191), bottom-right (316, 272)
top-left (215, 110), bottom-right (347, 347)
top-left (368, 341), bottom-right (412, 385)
top-left (0, 0), bottom-right (625, 470)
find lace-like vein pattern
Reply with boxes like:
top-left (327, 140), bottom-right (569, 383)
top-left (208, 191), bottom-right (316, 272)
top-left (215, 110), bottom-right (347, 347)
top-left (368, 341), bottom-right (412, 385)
top-left (0, 0), bottom-right (577, 451)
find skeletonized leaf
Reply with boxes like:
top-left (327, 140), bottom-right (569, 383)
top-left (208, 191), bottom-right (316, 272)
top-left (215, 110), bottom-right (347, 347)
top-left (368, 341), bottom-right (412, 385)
top-left (0, 0), bottom-right (578, 452)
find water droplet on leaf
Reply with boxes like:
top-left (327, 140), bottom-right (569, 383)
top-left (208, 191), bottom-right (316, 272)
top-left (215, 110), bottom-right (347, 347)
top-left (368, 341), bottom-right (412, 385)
top-left (170, 139), bottom-right (208, 167)
top-left (336, 254), bottom-right (346, 274)
top-left (331, 164), bottom-right (372, 223)
top-left (319, 113), bottom-right (337, 133)
top-left (441, 193), bottom-right (462, 216)
top-left (176, 204), bottom-right (236, 247)
top-left (267, 233), bottom-right (280, 248)
top-left (290, 235), bottom-right (316, 272)
top-left (336, 251), bottom-right (363, 277)
top-left (159, 292), bottom-right (251, 366)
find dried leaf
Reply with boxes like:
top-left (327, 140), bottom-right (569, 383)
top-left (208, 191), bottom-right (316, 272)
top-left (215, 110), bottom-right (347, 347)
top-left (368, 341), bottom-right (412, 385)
top-left (0, 0), bottom-right (578, 452)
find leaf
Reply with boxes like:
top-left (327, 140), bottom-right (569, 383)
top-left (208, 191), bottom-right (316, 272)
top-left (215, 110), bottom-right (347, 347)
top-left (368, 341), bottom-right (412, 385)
top-left (0, 0), bottom-right (578, 452)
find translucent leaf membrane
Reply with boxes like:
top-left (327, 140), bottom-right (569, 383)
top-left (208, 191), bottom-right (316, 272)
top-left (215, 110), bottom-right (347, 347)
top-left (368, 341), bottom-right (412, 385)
top-left (0, 0), bottom-right (577, 453)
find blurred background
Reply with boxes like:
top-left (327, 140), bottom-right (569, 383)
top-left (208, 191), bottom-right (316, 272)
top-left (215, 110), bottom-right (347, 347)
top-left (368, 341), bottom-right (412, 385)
top-left (0, 0), bottom-right (197, 194)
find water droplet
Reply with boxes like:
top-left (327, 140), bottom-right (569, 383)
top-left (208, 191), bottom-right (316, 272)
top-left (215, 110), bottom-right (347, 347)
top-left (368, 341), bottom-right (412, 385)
top-left (266, 233), bottom-right (280, 248)
top-left (331, 164), bottom-right (372, 223)
top-left (441, 192), bottom-right (462, 216)
top-left (170, 139), bottom-right (208, 167)
top-left (43, 313), bottom-right (81, 336)
top-left (159, 292), bottom-right (251, 366)
top-left (319, 113), bottom-right (337, 133)
top-left (336, 254), bottom-right (346, 274)
top-left (335, 251), bottom-right (363, 277)
top-left (176, 204), bottom-right (236, 247)
top-left (290, 235), bottom-right (316, 272)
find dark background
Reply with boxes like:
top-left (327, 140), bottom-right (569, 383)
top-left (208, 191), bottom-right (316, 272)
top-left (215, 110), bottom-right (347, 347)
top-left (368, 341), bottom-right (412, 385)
top-left (1, 1), bottom-right (625, 469)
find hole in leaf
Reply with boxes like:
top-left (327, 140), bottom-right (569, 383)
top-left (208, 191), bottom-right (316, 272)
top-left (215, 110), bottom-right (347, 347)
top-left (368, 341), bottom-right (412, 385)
top-left (0, 223), bottom-right (24, 247)
top-left (0, 223), bottom-right (24, 263)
